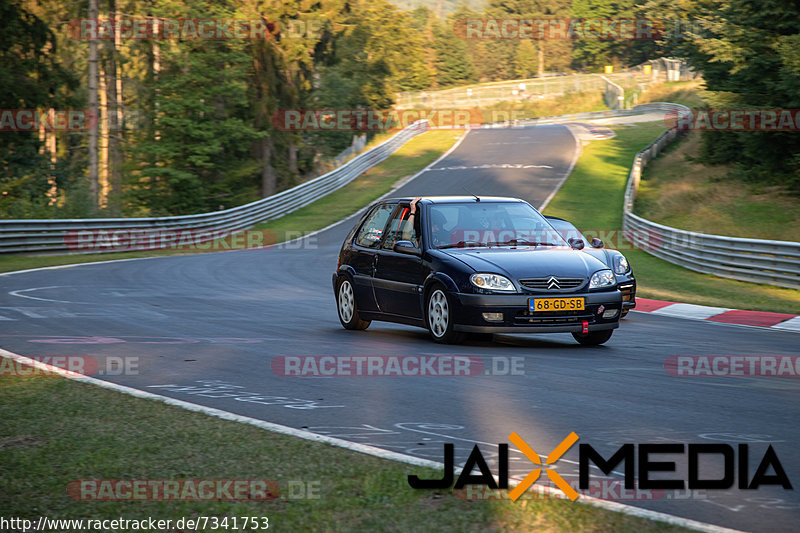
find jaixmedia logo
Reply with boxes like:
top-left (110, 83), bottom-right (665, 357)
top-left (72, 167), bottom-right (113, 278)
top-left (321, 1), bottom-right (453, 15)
top-left (408, 432), bottom-right (793, 501)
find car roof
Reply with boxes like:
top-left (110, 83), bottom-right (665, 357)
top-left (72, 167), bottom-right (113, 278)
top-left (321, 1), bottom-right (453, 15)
top-left (381, 196), bottom-right (526, 204)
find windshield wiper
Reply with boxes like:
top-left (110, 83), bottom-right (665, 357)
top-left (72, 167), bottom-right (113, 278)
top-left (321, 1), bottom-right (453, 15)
top-left (489, 239), bottom-right (557, 247)
top-left (438, 240), bottom-right (487, 249)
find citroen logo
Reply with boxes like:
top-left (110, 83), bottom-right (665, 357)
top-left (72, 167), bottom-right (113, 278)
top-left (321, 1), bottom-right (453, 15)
top-left (546, 276), bottom-right (560, 290)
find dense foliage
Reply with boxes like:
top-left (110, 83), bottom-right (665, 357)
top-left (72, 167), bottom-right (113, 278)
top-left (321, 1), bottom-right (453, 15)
top-left (2, 0), bottom-right (796, 219)
top-left (678, 0), bottom-right (800, 191)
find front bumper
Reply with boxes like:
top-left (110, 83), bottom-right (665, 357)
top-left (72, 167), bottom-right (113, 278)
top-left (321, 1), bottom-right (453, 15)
top-left (452, 290), bottom-right (622, 334)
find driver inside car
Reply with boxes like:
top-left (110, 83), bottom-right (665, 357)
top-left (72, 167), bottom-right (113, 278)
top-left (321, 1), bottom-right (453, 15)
top-left (400, 198), bottom-right (421, 247)
top-left (429, 210), bottom-right (449, 247)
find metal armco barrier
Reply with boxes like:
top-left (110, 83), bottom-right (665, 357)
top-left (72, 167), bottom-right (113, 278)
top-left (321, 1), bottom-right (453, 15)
top-left (0, 120), bottom-right (429, 255)
top-left (622, 103), bottom-right (800, 290)
top-left (466, 102), bottom-right (672, 129)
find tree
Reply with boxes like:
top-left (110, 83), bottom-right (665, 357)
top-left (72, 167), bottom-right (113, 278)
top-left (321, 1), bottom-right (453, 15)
top-left (482, 0), bottom-right (573, 79)
top-left (449, 3), bottom-right (497, 81)
top-left (0, 0), bottom-right (78, 218)
top-left (681, 0), bottom-right (800, 190)
top-left (130, 0), bottom-right (261, 214)
top-left (434, 20), bottom-right (476, 86)
top-left (515, 40), bottom-right (537, 78)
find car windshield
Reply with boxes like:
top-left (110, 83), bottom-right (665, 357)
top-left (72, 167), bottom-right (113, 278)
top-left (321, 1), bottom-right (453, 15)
top-left (428, 202), bottom-right (568, 249)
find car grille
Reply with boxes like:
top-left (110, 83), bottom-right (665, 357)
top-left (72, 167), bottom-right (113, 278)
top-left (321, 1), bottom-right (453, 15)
top-left (515, 310), bottom-right (595, 325)
top-left (519, 277), bottom-right (585, 291)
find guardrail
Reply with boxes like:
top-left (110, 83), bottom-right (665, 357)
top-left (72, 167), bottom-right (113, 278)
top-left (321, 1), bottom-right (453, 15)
top-left (395, 71), bottom-right (656, 110)
top-left (622, 103), bottom-right (800, 290)
top-left (471, 102), bottom-right (668, 128)
top-left (601, 76), bottom-right (626, 110)
top-left (0, 120), bottom-right (429, 255)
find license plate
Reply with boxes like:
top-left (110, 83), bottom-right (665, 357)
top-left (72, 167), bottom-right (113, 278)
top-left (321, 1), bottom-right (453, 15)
top-left (529, 297), bottom-right (585, 312)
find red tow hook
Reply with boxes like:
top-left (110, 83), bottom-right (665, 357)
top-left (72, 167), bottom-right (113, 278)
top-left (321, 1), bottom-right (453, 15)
top-left (582, 320), bottom-right (589, 334)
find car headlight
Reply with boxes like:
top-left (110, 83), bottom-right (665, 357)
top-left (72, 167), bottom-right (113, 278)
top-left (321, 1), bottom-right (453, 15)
top-left (613, 255), bottom-right (630, 274)
top-left (470, 273), bottom-right (515, 292)
top-left (589, 269), bottom-right (615, 289)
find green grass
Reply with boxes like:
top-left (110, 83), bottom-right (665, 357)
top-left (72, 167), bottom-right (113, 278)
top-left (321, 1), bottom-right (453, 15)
top-left (0, 364), bottom-right (692, 532)
top-left (638, 81), bottom-right (708, 109)
top-left (544, 122), bottom-right (800, 314)
top-left (0, 129), bottom-right (463, 274)
top-left (635, 130), bottom-right (800, 241)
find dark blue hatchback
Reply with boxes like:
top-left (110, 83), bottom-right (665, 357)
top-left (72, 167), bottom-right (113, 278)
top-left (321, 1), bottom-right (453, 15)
top-left (332, 196), bottom-right (625, 345)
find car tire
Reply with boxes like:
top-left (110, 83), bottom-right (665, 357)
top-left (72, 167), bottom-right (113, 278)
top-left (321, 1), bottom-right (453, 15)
top-left (572, 329), bottom-right (613, 346)
top-left (425, 285), bottom-right (464, 344)
top-left (336, 277), bottom-right (370, 330)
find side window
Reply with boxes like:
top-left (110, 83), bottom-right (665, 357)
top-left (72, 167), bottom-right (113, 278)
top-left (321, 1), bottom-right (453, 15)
top-left (382, 204), bottom-right (419, 250)
top-left (355, 204), bottom-right (394, 248)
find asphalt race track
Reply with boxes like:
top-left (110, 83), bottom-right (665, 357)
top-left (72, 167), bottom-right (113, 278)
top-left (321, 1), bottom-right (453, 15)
top-left (2, 125), bottom-right (798, 533)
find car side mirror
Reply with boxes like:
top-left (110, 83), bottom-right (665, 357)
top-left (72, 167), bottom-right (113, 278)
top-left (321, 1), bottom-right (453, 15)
top-left (568, 238), bottom-right (585, 250)
top-left (393, 240), bottom-right (421, 256)
top-left (591, 238), bottom-right (604, 249)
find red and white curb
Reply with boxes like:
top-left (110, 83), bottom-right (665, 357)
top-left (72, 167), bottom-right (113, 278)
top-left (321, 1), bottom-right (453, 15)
top-left (633, 298), bottom-right (800, 332)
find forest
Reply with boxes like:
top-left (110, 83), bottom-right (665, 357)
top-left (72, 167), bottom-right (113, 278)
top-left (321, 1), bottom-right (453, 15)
top-left (2, 0), bottom-right (798, 219)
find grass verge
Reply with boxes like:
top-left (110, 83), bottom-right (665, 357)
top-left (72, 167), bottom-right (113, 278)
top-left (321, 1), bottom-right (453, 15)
top-left (0, 129), bottom-right (463, 274)
top-left (544, 122), bottom-right (800, 314)
top-left (476, 90), bottom-right (608, 118)
top-left (636, 131), bottom-right (800, 241)
top-left (635, 81), bottom-right (800, 241)
top-left (637, 81), bottom-right (708, 109)
top-left (0, 362), bottom-right (691, 532)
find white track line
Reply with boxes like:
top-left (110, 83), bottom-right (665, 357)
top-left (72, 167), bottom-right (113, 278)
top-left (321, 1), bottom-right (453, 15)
top-left (8, 286), bottom-right (72, 303)
top-left (0, 347), bottom-right (747, 533)
top-left (0, 256), bottom-right (156, 278)
top-left (538, 124), bottom-right (582, 211)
